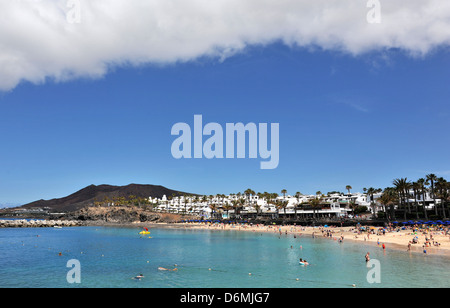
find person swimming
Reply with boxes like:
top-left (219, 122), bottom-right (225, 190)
top-left (299, 258), bottom-right (309, 265)
top-left (365, 252), bottom-right (370, 262)
top-left (132, 273), bottom-right (144, 280)
top-left (158, 267), bottom-right (178, 271)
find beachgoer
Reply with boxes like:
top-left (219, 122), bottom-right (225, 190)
top-left (158, 267), bottom-right (178, 271)
top-left (365, 252), bottom-right (370, 262)
top-left (132, 274), bottom-right (144, 280)
top-left (299, 258), bottom-right (309, 265)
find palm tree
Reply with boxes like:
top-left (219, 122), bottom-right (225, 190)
top-left (417, 178), bottom-right (429, 220)
top-left (244, 189), bottom-right (253, 206)
top-left (346, 185), bottom-right (352, 195)
top-left (269, 193), bottom-right (279, 204)
top-left (426, 173), bottom-right (438, 216)
top-left (309, 195), bottom-right (322, 220)
top-left (118, 196), bottom-right (126, 206)
top-left (223, 204), bottom-right (233, 220)
top-left (232, 198), bottom-right (245, 219)
top-left (281, 189), bottom-right (287, 200)
top-left (253, 203), bottom-right (261, 217)
top-left (349, 200), bottom-right (358, 217)
top-left (209, 203), bottom-right (217, 219)
top-left (366, 187), bottom-right (382, 219)
top-left (436, 177), bottom-right (448, 219)
top-left (278, 200), bottom-right (289, 220)
top-left (231, 200), bottom-right (239, 219)
top-left (378, 187), bottom-right (398, 221)
top-left (411, 181), bottom-right (421, 219)
top-left (393, 178), bottom-right (411, 219)
top-left (442, 183), bottom-right (450, 218)
top-left (294, 192), bottom-right (302, 220)
top-left (274, 199), bottom-right (281, 218)
top-left (103, 196), bottom-right (111, 207)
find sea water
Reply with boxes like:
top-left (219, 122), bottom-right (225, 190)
top-left (0, 226), bottom-right (448, 288)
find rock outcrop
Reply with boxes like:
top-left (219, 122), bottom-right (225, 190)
top-left (64, 206), bottom-right (191, 224)
top-left (0, 219), bottom-right (82, 228)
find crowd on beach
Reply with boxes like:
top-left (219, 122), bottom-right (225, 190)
top-left (178, 220), bottom-right (450, 255)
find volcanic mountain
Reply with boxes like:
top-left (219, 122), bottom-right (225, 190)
top-left (19, 184), bottom-right (194, 212)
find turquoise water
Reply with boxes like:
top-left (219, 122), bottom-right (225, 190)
top-left (0, 226), bottom-right (449, 288)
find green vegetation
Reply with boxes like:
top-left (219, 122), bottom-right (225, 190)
top-left (377, 174), bottom-right (449, 220)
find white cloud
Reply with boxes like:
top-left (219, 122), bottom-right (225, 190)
top-left (1, 0), bottom-right (450, 91)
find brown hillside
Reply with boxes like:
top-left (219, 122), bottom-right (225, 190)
top-left (20, 184), bottom-right (195, 212)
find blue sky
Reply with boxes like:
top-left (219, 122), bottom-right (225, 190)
top-left (1, 43), bottom-right (449, 205)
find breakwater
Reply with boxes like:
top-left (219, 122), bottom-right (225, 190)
top-left (0, 219), bottom-right (82, 228)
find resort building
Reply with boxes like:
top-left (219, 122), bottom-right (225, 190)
top-left (148, 192), bottom-right (375, 219)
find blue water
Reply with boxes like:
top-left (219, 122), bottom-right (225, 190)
top-left (0, 226), bottom-right (449, 288)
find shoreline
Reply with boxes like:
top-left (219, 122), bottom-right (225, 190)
top-left (4, 218), bottom-right (448, 258)
top-left (139, 221), bottom-right (450, 258)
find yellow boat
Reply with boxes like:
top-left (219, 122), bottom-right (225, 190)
top-left (139, 231), bottom-right (151, 235)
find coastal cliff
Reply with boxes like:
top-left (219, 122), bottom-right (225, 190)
top-left (64, 206), bottom-right (192, 224)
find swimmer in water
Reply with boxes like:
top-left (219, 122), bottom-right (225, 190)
top-left (365, 252), bottom-right (370, 262)
top-left (158, 267), bottom-right (178, 271)
top-left (299, 258), bottom-right (309, 265)
top-left (132, 273), bottom-right (144, 280)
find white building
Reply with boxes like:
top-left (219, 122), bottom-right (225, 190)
top-left (148, 192), bottom-right (374, 219)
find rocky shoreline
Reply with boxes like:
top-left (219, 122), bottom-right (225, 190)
top-left (0, 219), bottom-right (83, 228)
top-left (0, 206), bottom-right (197, 228)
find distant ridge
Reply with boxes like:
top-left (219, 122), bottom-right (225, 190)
top-left (19, 184), bottom-right (194, 212)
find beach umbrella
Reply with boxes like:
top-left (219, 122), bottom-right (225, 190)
top-left (393, 221), bottom-right (399, 224)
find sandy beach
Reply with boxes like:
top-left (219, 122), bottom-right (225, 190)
top-left (159, 222), bottom-right (450, 257)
